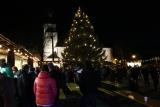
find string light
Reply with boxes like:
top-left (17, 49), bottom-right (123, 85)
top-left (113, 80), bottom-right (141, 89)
top-left (0, 45), bottom-right (2, 48)
top-left (80, 27), bottom-right (84, 29)
top-left (84, 43), bottom-right (87, 46)
top-left (7, 49), bottom-right (10, 52)
top-left (78, 14), bottom-right (81, 17)
top-left (75, 14), bottom-right (78, 17)
top-left (83, 33), bottom-right (86, 36)
top-left (78, 58), bottom-right (81, 61)
top-left (91, 26), bottom-right (94, 29)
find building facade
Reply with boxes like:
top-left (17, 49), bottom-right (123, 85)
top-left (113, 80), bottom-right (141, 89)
top-left (0, 34), bottom-right (40, 69)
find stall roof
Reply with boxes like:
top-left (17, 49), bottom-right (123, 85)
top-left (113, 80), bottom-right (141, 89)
top-left (0, 34), bottom-right (40, 61)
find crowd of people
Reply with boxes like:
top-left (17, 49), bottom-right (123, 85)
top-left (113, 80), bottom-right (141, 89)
top-left (0, 57), bottom-right (160, 107)
top-left (0, 58), bottom-right (101, 107)
top-left (99, 64), bottom-right (160, 91)
top-left (0, 59), bottom-right (63, 107)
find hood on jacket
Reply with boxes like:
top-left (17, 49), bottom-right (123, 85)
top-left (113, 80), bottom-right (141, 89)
top-left (38, 71), bottom-right (50, 79)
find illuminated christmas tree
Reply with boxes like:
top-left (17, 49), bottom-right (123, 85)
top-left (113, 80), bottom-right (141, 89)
top-left (62, 7), bottom-right (106, 67)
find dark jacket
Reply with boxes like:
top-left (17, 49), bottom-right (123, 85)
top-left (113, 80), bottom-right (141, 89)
top-left (0, 73), bottom-right (16, 107)
top-left (79, 67), bottom-right (99, 95)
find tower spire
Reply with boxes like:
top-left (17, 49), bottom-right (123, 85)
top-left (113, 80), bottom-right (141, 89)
top-left (45, 8), bottom-right (56, 24)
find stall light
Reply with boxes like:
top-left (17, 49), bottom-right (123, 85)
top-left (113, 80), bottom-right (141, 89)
top-left (33, 57), bottom-right (39, 61)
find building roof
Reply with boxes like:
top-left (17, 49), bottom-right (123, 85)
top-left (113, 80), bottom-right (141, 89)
top-left (0, 34), bottom-right (39, 61)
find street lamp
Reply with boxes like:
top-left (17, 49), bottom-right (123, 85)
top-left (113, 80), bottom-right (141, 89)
top-left (132, 54), bottom-right (136, 59)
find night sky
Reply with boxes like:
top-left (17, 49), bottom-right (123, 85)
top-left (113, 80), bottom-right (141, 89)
top-left (0, 0), bottom-right (160, 59)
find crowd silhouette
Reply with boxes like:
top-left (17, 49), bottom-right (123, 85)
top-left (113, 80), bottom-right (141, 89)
top-left (0, 58), bottom-right (160, 107)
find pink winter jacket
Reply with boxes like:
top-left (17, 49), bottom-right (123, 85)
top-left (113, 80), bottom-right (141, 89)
top-left (34, 71), bottom-right (57, 106)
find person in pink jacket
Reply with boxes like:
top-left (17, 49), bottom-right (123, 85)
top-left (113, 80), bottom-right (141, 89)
top-left (34, 64), bottom-right (57, 107)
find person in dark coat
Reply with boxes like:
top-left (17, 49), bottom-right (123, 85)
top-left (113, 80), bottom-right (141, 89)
top-left (78, 61), bottom-right (99, 107)
top-left (48, 63), bottom-right (61, 106)
top-left (141, 65), bottom-right (150, 88)
top-left (4, 76), bottom-right (16, 107)
top-left (150, 64), bottom-right (159, 91)
top-left (17, 64), bottom-right (36, 107)
top-left (28, 66), bottom-right (36, 107)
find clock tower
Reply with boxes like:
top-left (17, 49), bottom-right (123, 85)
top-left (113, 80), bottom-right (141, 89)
top-left (43, 14), bottom-right (58, 61)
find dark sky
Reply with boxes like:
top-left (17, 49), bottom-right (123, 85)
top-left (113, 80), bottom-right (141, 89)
top-left (0, 0), bottom-right (160, 58)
